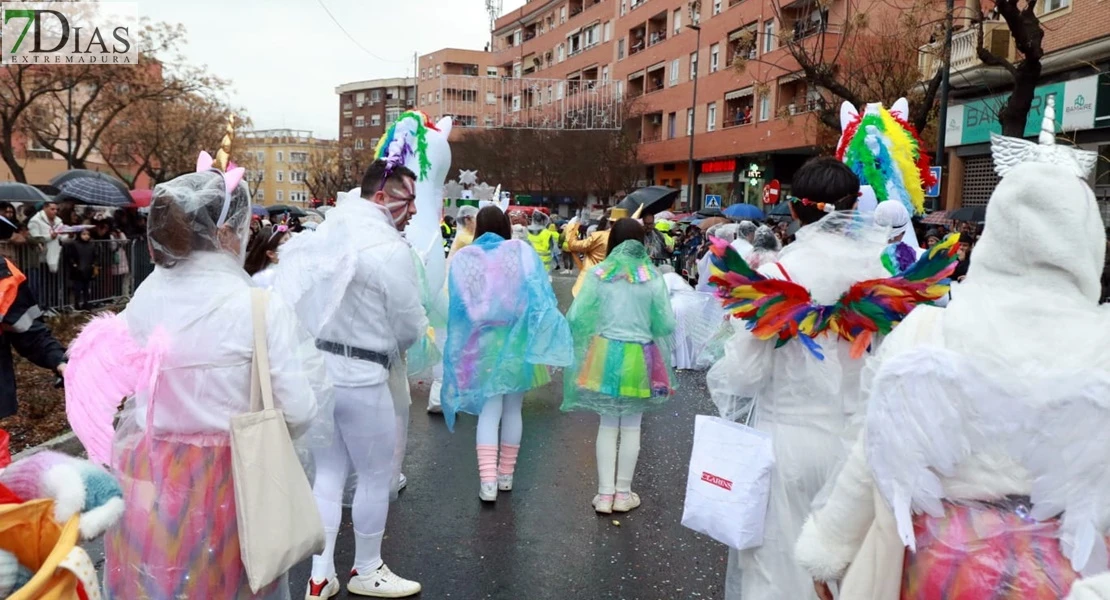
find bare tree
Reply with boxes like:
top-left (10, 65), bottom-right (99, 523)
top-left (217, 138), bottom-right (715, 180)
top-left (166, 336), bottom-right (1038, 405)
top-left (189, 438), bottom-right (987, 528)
top-left (974, 0), bottom-right (1045, 137)
top-left (0, 66), bottom-right (74, 182)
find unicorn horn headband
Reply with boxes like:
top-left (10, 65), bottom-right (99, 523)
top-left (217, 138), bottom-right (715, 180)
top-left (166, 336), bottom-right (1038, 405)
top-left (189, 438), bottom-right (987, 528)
top-left (990, 94), bottom-right (1098, 179)
top-left (196, 114), bottom-right (244, 227)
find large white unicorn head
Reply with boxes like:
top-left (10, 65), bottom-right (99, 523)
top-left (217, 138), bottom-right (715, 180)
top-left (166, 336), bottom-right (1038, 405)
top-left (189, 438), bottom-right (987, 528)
top-left (375, 111), bottom-right (453, 294)
top-left (836, 98), bottom-right (934, 219)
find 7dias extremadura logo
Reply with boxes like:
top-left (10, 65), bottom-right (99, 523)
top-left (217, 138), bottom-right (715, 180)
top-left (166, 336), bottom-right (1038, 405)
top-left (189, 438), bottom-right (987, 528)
top-left (2, 3), bottom-right (138, 65)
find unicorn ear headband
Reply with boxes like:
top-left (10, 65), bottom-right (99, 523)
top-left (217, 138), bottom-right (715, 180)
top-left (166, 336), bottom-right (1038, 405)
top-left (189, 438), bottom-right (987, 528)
top-left (990, 95), bottom-right (1098, 179)
top-left (195, 151), bottom-right (245, 227)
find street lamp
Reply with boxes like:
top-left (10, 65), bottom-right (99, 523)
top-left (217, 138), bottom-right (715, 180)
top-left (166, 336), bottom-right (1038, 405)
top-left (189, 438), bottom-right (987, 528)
top-left (686, 0), bottom-right (702, 212)
top-left (932, 0), bottom-right (955, 211)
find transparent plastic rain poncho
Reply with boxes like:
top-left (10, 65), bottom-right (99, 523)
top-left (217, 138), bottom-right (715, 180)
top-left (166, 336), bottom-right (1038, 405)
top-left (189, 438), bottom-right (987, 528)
top-left (561, 240), bottom-right (678, 416)
top-left (406, 245), bottom-right (445, 377)
top-left (82, 169), bottom-right (333, 600)
top-left (441, 233), bottom-right (572, 430)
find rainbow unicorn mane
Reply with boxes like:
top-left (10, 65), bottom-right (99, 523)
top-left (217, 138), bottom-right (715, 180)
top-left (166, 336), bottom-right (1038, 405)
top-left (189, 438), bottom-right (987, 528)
top-left (836, 99), bottom-right (935, 216)
top-left (373, 110), bottom-right (441, 181)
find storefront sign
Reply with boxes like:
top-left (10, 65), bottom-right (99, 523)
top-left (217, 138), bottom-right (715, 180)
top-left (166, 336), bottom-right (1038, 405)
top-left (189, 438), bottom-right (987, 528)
top-left (948, 75), bottom-right (1101, 146)
top-left (701, 159), bottom-right (736, 174)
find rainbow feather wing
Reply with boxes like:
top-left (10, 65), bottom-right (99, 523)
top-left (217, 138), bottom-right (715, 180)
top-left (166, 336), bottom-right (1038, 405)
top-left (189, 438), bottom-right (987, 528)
top-left (706, 238), bottom-right (826, 357)
top-left (825, 234), bottom-right (961, 358)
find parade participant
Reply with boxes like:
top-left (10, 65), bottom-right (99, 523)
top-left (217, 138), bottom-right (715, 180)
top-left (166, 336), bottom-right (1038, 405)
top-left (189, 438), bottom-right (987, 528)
top-left (565, 209), bottom-right (619, 296)
top-left (0, 256), bottom-right (66, 419)
top-left (447, 205), bottom-right (479, 260)
top-left (275, 160), bottom-right (426, 599)
top-left (640, 212), bottom-right (673, 263)
top-left (526, 212), bottom-right (558, 272)
top-left (244, 224), bottom-right (290, 289)
top-left (65, 151), bottom-right (332, 599)
top-left (796, 96), bottom-right (1110, 600)
top-left (442, 206), bottom-right (572, 502)
top-left (695, 223), bottom-right (742, 293)
top-left (562, 218), bottom-right (677, 514)
top-left (705, 157), bottom-right (957, 600)
top-left (747, 224), bottom-right (782, 270)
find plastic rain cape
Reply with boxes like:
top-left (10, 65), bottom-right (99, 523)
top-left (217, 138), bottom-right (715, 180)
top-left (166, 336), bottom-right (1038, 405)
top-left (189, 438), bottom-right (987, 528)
top-left (441, 234), bottom-right (572, 430)
top-left (562, 240), bottom-right (678, 416)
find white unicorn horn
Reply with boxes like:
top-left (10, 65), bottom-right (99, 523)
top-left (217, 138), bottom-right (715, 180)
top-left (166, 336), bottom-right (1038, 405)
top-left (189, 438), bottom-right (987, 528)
top-left (1039, 95), bottom-right (1056, 146)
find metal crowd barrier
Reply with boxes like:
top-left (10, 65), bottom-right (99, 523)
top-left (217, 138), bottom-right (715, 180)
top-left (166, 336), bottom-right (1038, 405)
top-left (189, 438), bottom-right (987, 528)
top-left (1, 239), bottom-right (155, 311)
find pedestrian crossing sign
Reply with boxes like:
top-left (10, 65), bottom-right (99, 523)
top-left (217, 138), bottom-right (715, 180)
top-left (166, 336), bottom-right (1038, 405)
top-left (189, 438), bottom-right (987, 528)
top-left (704, 195), bottom-right (722, 208)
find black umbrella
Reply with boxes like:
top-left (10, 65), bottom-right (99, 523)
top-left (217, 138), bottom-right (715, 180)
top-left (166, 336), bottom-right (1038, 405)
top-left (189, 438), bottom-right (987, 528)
top-left (616, 186), bottom-right (680, 217)
top-left (50, 170), bottom-right (132, 207)
top-left (266, 204), bottom-right (308, 218)
top-left (0, 182), bottom-right (51, 203)
top-left (769, 202), bottom-right (792, 217)
top-left (949, 205), bottom-right (986, 223)
top-left (696, 206), bottom-right (725, 218)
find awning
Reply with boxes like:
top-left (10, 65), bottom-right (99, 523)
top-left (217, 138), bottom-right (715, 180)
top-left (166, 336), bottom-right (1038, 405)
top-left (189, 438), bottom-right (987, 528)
top-left (779, 71), bottom-right (805, 84)
top-left (647, 62), bottom-right (665, 74)
top-left (697, 172), bottom-right (735, 185)
top-left (725, 87), bottom-right (754, 101)
top-left (728, 27), bottom-right (753, 42)
top-left (566, 27), bottom-right (581, 36)
top-left (628, 69), bottom-right (645, 79)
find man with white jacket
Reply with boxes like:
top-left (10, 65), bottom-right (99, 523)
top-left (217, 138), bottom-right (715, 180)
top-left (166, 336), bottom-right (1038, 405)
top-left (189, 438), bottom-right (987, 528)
top-left (276, 160), bottom-right (426, 599)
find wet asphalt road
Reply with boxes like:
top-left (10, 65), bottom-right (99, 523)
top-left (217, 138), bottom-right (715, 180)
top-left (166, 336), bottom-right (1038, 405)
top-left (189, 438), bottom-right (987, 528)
top-left (287, 272), bottom-right (729, 600)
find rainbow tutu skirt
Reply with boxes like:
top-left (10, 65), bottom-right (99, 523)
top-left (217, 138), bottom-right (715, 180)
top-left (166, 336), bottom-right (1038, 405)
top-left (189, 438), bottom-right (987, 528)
top-left (564, 336), bottom-right (674, 416)
top-left (901, 497), bottom-right (1102, 600)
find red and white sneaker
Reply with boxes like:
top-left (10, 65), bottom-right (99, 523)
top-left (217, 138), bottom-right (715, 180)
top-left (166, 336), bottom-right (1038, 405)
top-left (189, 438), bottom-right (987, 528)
top-left (305, 575), bottom-right (340, 600)
top-left (348, 564), bottom-right (422, 598)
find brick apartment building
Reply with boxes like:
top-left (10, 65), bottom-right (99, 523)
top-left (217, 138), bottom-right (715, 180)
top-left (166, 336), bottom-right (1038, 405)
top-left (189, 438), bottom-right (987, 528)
top-left (927, 0), bottom-right (1110, 216)
top-left (416, 48), bottom-right (503, 134)
top-left (335, 77), bottom-right (416, 154)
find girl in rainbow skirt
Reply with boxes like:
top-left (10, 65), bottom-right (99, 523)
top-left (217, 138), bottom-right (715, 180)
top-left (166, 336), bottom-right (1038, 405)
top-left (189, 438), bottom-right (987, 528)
top-left (562, 217), bottom-right (677, 514)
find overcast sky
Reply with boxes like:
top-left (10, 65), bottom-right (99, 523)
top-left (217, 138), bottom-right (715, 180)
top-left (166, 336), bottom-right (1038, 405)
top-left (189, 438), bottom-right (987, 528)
top-left (142, 0), bottom-right (528, 140)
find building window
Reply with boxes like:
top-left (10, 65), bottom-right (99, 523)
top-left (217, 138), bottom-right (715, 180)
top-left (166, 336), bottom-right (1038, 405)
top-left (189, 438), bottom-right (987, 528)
top-left (710, 44), bottom-right (720, 72)
top-left (1041, 0), bottom-right (1069, 12)
top-left (277, 190), bottom-right (283, 202)
top-left (386, 107), bottom-right (402, 123)
top-left (276, 170), bottom-right (284, 182)
top-left (687, 108), bottom-right (694, 135)
top-left (370, 90), bottom-right (381, 103)
top-left (356, 92), bottom-right (365, 106)
top-left (558, 44), bottom-right (566, 62)
top-left (277, 151), bottom-right (284, 162)
top-left (713, 0), bottom-right (722, 15)
top-left (618, 39), bottom-right (625, 60)
top-left (354, 139), bottom-right (364, 150)
top-left (557, 82), bottom-right (565, 100)
top-left (484, 115), bottom-right (495, 127)
top-left (560, 6), bottom-right (566, 22)
top-left (514, 63), bottom-right (522, 78)
top-left (258, 190), bottom-right (264, 202)
top-left (435, 90), bottom-right (441, 103)
top-left (763, 20), bottom-right (776, 53)
top-left (512, 95), bottom-right (521, 112)
top-left (673, 9), bottom-right (682, 34)
top-left (355, 116), bottom-right (365, 128)
top-left (602, 65), bottom-right (609, 80)
top-left (486, 91), bottom-right (497, 104)
top-left (707, 102), bottom-right (717, 132)
top-left (371, 114), bottom-right (381, 126)
top-left (668, 112), bottom-right (677, 139)
top-left (256, 151), bottom-right (264, 163)
top-left (604, 22), bottom-right (612, 42)
top-left (487, 66), bottom-right (498, 77)
top-left (689, 52), bottom-right (698, 80)
top-left (759, 93), bottom-right (771, 121)
top-left (370, 137), bottom-right (380, 148)
top-left (669, 58), bottom-right (680, 85)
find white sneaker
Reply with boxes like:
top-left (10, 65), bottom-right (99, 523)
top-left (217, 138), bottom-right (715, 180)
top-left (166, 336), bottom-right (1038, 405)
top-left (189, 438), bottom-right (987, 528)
top-left (497, 473), bottom-right (513, 491)
top-left (479, 481), bottom-right (498, 502)
top-left (613, 492), bottom-right (641, 513)
top-left (396, 473), bottom-right (407, 491)
top-left (348, 565), bottom-right (421, 598)
top-left (427, 380), bottom-right (443, 413)
top-left (592, 494), bottom-right (614, 514)
top-left (305, 575), bottom-right (340, 599)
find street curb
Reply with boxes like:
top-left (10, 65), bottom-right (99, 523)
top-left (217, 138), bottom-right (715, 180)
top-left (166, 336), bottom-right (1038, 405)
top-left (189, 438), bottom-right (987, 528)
top-left (12, 431), bottom-right (86, 462)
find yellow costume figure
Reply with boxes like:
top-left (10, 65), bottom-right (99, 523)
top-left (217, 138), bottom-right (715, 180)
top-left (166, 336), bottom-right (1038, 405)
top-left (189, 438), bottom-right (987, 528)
top-left (565, 208), bottom-right (638, 296)
top-left (527, 212), bottom-right (559, 272)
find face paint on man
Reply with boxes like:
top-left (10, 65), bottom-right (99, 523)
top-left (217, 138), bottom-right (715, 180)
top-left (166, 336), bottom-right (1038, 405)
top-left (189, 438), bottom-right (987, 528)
top-left (381, 176), bottom-right (417, 230)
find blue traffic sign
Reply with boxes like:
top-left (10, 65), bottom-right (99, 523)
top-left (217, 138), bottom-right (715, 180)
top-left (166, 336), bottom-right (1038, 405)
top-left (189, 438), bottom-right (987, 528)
top-left (925, 166), bottom-right (943, 198)
top-left (704, 194), bottom-right (722, 208)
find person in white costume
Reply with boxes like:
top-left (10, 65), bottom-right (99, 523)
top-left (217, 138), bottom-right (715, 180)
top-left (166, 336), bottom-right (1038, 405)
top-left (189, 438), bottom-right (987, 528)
top-left (708, 157), bottom-right (892, 600)
top-left (795, 96), bottom-right (1110, 600)
top-left (275, 160), bottom-right (426, 599)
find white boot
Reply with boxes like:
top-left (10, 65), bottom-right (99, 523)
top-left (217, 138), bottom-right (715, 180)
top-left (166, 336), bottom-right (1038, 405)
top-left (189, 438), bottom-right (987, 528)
top-left (427, 379), bottom-right (443, 414)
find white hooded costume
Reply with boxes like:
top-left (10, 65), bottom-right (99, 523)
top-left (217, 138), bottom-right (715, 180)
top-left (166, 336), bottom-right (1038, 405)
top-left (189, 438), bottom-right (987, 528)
top-left (794, 97), bottom-right (1110, 600)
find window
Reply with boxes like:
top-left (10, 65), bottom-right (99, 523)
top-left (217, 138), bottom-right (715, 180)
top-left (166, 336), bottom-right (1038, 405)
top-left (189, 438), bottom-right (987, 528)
top-left (256, 151), bottom-right (264, 163)
top-left (276, 170), bottom-right (284, 182)
top-left (513, 29), bottom-right (522, 46)
top-left (276, 151), bottom-right (284, 162)
top-left (687, 108), bottom-right (694, 135)
top-left (618, 39), bottom-right (625, 60)
top-left (277, 190), bottom-right (283, 202)
top-left (354, 139), bottom-right (364, 151)
top-left (713, 0), bottom-right (721, 15)
top-left (557, 82), bottom-right (565, 99)
top-left (355, 116), bottom-right (365, 128)
top-left (512, 95), bottom-right (521, 112)
top-left (759, 93), bottom-right (771, 121)
top-left (689, 52), bottom-right (698, 81)
top-left (257, 190), bottom-right (264, 202)
top-left (1041, 0), bottom-right (1069, 12)
top-left (487, 66), bottom-right (498, 77)
top-left (668, 112), bottom-right (677, 139)
top-left (707, 102), bottom-right (717, 132)
top-left (435, 90), bottom-right (441, 103)
top-left (604, 22), bottom-right (612, 42)
top-left (560, 6), bottom-right (566, 22)
top-left (558, 44), bottom-right (566, 62)
top-left (370, 90), bottom-right (381, 103)
top-left (669, 58), bottom-right (680, 85)
top-left (514, 63), bottom-right (522, 78)
top-left (763, 20), bottom-right (776, 53)
top-left (673, 9), bottom-right (682, 34)
top-left (710, 44), bottom-right (720, 72)
top-left (356, 92), bottom-right (365, 106)
top-left (615, 80), bottom-right (623, 98)
top-left (386, 107), bottom-right (402, 123)
top-left (484, 116), bottom-right (495, 127)
top-left (370, 137), bottom-right (380, 148)
top-left (602, 65), bottom-right (609, 80)
top-left (371, 114), bottom-right (381, 126)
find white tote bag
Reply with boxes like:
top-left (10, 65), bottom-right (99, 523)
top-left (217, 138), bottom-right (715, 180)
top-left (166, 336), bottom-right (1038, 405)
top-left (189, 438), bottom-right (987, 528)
top-left (681, 414), bottom-right (774, 550)
top-left (231, 288), bottom-right (325, 592)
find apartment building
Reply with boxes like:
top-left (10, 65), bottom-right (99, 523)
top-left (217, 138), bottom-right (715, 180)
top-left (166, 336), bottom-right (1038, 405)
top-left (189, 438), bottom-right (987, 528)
top-left (926, 0), bottom-right (1110, 215)
top-left (241, 129), bottom-right (332, 206)
top-left (335, 78), bottom-right (416, 153)
top-left (416, 48), bottom-right (503, 134)
top-left (489, 0), bottom-right (857, 207)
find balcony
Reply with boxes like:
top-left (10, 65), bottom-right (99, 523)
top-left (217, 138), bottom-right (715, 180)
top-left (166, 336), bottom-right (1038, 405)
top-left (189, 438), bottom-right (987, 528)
top-left (918, 21), bottom-right (1017, 80)
top-left (724, 92), bottom-right (755, 129)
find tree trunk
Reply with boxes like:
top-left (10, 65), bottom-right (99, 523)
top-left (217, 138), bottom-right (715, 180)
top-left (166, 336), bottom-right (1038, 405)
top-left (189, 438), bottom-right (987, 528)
top-left (0, 124), bottom-right (27, 183)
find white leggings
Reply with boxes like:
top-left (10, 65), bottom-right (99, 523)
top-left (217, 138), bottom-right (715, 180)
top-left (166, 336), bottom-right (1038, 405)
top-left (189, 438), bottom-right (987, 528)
top-left (310, 383), bottom-right (395, 578)
top-left (599, 414), bottom-right (643, 429)
top-left (476, 392), bottom-right (525, 446)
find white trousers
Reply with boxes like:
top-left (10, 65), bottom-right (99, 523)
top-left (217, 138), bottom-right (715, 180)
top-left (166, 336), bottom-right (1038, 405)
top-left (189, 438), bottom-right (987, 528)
top-left (310, 382), bottom-right (396, 577)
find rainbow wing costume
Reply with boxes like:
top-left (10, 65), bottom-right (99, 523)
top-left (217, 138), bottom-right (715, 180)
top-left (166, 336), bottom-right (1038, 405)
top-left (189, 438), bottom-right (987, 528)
top-left (709, 234), bottom-right (959, 360)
